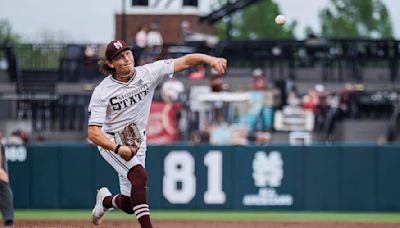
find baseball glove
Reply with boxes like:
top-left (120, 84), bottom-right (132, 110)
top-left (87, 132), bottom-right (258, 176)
top-left (114, 123), bottom-right (142, 156)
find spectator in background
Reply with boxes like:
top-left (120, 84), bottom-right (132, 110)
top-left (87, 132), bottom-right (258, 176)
top-left (247, 131), bottom-right (271, 145)
top-left (161, 76), bottom-right (185, 102)
top-left (84, 45), bottom-right (96, 68)
top-left (314, 84), bottom-right (327, 106)
top-left (136, 25), bottom-right (148, 49)
top-left (0, 141), bottom-right (14, 227)
top-left (209, 69), bottom-right (229, 92)
top-left (319, 91), bottom-right (340, 142)
top-left (146, 21), bottom-right (163, 59)
top-left (190, 130), bottom-right (210, 144)
top-left (208, 69), bottom-right (229, 123)
top-left (180, 20), bottom-right (192, 44)
top-left (2, 130), bottom-right (28, 145)
top-left (310, 84), bottom-right (333, 138)
top-left (339, 83), bottom-right (353, 117)
top-left (287, 90), bottom-right (301, 107)
top-left (252, 68), bottom-right (266, 91)
top-left (302, 89), bottom-right (318, 112)
top-left (134, 25), bottom-right (148, 66)
top-left (247, 108), bottom-right (272, 145)
top-left (302, 84), bottom-right (326, 113)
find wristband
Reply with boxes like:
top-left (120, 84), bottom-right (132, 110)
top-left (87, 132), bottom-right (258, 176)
top-left (114, 145), bottom-right (121, 154)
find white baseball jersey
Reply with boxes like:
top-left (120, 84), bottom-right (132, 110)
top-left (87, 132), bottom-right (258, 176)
top-left (88, 59), bottom-right (175, 154)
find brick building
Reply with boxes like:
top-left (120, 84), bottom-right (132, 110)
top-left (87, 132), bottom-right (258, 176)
top-left (115, 0), bottom-right (216, 44)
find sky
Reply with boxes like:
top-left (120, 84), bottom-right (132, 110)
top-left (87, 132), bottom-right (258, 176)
top-left (1, 0), bottom-right (399, 43)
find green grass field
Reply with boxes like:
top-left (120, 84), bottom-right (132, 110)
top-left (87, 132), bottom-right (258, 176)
top-left (14, 210), bottom-right (400, 223)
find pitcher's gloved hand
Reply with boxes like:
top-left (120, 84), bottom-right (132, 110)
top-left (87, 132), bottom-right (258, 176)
top-left (118, 144), bottom-right (139, 161)
top-left (114, 124), bottom-right (142, 161)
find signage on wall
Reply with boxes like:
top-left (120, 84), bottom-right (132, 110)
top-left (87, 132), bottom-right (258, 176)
top-left (4, 145), bottom-right (27, 162)
top-left (242, 151), bottom-right (293, 206)
top-left (161, 149), bottom-right (293, 207)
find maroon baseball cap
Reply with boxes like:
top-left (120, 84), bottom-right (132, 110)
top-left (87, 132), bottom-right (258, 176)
top-left (105, 40), bottom-right (131, 60)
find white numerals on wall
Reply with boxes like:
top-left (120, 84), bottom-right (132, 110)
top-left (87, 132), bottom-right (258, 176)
top-left (163, 151), bottom-right (196, 204)
top-left (204, 150), bottom-right (226, 204)
top-left (163, 150), bottom-right (226, 204)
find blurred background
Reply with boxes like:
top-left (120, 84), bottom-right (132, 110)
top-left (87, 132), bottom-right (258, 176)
top-left (0, 0), bottom-right (400, 144)
top-left (1, 0), bottom-right (400, 212)
top-left (0, 0), bottom-right (399, 145)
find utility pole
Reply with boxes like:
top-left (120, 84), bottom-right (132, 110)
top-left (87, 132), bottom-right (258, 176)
top-left (226, 0), bottom-right (232, 41)
top-left (122, 0), bottom-right (127, 41)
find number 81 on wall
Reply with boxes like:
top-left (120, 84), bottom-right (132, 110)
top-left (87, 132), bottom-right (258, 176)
top-left (162, 150), bottom-right (226, 204)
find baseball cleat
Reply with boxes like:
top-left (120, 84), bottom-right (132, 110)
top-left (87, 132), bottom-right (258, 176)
top-left (91, 187), bottom-right (112, 225)
top-left (4, 219), bottom-right (14, 227)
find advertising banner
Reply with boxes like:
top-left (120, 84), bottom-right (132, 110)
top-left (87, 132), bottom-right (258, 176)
top-left (146, 102), bottom-right (181, 144)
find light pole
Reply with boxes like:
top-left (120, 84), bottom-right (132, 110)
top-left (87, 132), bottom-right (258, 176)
top-left (226, 0), bottom-right (232, 41)
top-left (121, 0), bottom-right (127, 41)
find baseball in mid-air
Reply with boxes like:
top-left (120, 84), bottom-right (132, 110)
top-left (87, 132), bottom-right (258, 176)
top-left (275, 14), bottom-right (286, 25)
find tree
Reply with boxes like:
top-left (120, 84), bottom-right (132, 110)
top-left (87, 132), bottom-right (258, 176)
top-left (0, 19), bottom-right (20, 43)
top-left (319, 0), bottom-right (393, 39)
top-left (215, 0), bottom-right (297, 40)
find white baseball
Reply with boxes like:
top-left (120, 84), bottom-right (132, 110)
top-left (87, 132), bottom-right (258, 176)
top-left (275, 15), bottom-right (286, 25)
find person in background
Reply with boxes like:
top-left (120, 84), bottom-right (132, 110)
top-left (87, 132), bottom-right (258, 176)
top-left (146, 21), bottom-right (163, 59)
top-left (209, 69), bottom-right (229, 123)
top-left (180, 20), bottom-right (193, 44)
top-left (161, 76), bottom-right (185, 102)
top-left (0, 140), bottom-right (14, 227)
top-left (252, 68), bottom-right (266, 91)
top-left (134, 25), bottom-right (148, 66)
top-left (2, 130), bottom-right (28, 145)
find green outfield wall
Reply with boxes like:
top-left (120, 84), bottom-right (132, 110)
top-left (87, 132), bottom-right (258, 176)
top-left (5, 144), bottom-right (400, 211)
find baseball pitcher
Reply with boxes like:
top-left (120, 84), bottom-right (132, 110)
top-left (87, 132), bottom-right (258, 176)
top-left (88, 40), bottom-right (227, 228)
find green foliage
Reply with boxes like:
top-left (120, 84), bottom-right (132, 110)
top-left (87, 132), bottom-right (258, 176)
top-left (16, 44), bottom-right (63, 70)
top-left (0, 19), bottom-right (20, 43)
top-left (0, 19), bottom-right (20, 62)
top-left (215, 0), bottom-right (297, 40)
top-left (215, 19), bottom-right (228, 41)
top-left (0, 19), bottom-right (62, 70)
top-left (319, 0), bottom-right (393, 38)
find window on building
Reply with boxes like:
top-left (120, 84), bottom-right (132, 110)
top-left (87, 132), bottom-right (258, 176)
top-left (132, 0), bottom-right (148, 6)
top-left (183, 0), bottom-right (198, 7)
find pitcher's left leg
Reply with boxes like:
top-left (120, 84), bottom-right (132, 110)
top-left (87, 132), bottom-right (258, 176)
top-left (127, 164), bottom-right (152, 228)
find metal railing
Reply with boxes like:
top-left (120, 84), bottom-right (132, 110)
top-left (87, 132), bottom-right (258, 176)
top-left (2, 39), bottom-right (399, 83)
top-left (0, 94), bottom-right (90, 133)
top-left (213, 39), bottom-right (400, 81)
